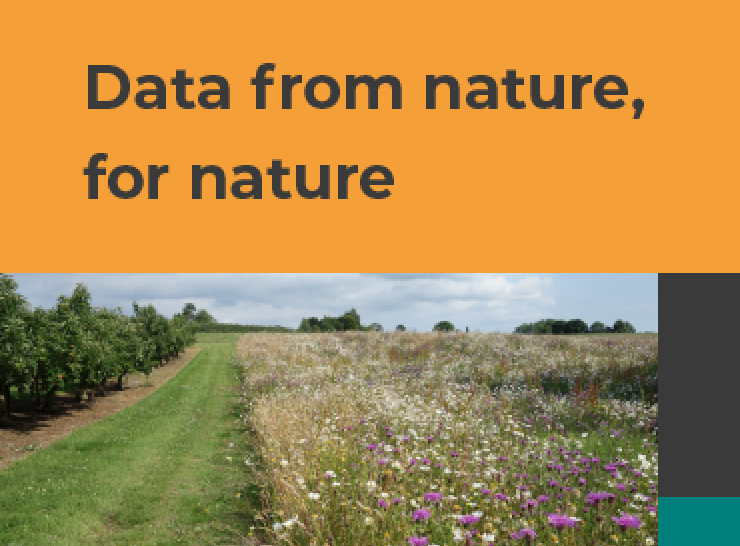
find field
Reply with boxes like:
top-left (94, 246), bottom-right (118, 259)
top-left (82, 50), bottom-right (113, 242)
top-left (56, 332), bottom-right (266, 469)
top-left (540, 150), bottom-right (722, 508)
top-left (0, 331), bottom-right (658, 546)
top-left (0, 334), bottom-right (259, 546)
top-left (238, 332), bottom-right (658, 546)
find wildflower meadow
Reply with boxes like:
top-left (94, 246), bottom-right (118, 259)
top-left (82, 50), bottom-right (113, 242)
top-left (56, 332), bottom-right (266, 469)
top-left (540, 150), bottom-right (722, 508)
top-left (237, 332), bottom-right (658, 546)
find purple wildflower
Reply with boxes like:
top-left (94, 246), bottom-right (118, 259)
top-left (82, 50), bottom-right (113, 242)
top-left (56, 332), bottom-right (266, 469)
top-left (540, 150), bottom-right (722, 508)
top-left (424, 492), bottom-right (443, 502)
top-left (459, 515), bottom-right (480, 525)
top-left (408, 537), bottom-right (428, 546)
top-left (412, 509), bottom-right (432, 521)
top-left (547, 513), bottom-right (578, 530)
top-left (378, 499), bottom-right (388, 508)
top-left (586, 491), bottom-right (615, 505)
top-left (512, 528), bottom-right (536, 541)
top-left (611, 514), bottom-right (642, 531)
top-left (367, 444), bottom-right (378, 451)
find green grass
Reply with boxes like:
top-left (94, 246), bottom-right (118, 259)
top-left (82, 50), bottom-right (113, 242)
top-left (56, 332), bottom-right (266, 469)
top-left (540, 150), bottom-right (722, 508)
top-left (195, 332), bottom-right (243, 345)
top-left (0, 333), bottom-right (262, 546)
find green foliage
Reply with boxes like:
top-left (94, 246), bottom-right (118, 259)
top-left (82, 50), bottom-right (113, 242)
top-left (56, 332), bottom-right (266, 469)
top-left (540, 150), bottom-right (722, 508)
top-left (340, 308), bottom-right (361, 330)
top-left (612, 319), bottom-right (637, 334)
top-left (176, 303), bottom-right (216, 325)
top-left (0, 274), bottom-right (32, 409)
top-left (566, 318), bottom-right (589, 334)
top-left (195, 308), bottom-right (217, 324)
top-left (182, 302), bottom-right (197, 319)
top-left (298, 308), bottom-right (367, 332)
top-left (433, 320), bottom-right (455, 332)
top-left (589, 321), bottom-right (607, 333)
top-left (515, 317), bottom-right (639, 334)
top-left (395, 324), bottom-right (406, 331)
top-left (0, 275), bottom-right (197, 416)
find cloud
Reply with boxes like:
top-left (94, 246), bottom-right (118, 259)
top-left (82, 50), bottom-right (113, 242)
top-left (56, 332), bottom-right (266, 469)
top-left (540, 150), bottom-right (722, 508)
top-left (6, 273), bottom-right (656, 332)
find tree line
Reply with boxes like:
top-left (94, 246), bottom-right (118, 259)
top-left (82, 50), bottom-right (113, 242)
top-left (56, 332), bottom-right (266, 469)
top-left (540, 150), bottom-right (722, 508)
top-left (1, 274), bottom-right (197, 419)
top-left (298, 308), bottom-right (383, 333)
top-left (176, 303), bottom-right (293, 333)
top-left (514, 318), bottom-right (637, 334)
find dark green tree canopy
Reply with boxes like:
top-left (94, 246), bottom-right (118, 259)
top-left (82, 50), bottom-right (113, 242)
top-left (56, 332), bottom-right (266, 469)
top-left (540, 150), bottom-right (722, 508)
top-left (590, 321), bottom-right (607, 333)
top-left (433, 321), bottom-right (455, 332)
top-left (566, 319), bottom-right (589, 334)
top-left (612, 319), bottom-right (636, 334)
top-left (182, 303), bottom-right (197, 319)
top-left (195, 309), bottom-right (217, 324)
top-left (515, 317), bottom-right (639, 334)
top-left (297, 309), bottom-right (379, 332)
top-left (340, 308), bottom-right (361, 331)
top-left (1, 276), bottom-right (197, 419)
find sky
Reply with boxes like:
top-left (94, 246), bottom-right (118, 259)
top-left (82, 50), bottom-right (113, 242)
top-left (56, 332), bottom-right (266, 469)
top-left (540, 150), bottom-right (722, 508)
top-left (6, 273), bottom-right (657, 333)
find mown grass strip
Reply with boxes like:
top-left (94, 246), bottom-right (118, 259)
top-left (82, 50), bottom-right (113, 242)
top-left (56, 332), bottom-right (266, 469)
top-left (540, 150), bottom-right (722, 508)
top-left (0, 334), bottom-right (261, 546)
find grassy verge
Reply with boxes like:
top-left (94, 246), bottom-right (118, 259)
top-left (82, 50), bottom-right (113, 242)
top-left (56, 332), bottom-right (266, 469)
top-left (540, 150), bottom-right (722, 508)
top-left (0, 333), bottom-right (261, 546)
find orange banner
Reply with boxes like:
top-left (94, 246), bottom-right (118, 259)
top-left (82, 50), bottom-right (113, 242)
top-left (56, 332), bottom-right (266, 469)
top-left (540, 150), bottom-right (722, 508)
top-left (1, 1), bottom-right (737, 272)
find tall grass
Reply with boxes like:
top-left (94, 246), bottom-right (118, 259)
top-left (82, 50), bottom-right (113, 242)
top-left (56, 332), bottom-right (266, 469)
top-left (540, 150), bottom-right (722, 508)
top-left (238, 332), bottom-right (658, 546)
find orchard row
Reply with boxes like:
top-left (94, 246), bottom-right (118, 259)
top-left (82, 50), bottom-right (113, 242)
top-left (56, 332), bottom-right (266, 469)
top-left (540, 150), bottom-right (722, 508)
top-left (0, 274), bottom-right (197, 417)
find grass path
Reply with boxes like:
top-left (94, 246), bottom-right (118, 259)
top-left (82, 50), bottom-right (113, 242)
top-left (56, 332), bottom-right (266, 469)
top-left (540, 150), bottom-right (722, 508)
top-left (0, 333), bottom-right (260, 546)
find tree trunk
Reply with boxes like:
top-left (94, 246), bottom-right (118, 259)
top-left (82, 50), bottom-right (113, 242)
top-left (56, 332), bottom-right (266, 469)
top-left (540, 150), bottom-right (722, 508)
top-left (3, 384), bottom-right (11, 420)
top-left (117, 375), bottom-right (124, 391)
top-left (77, 378), bottom-right (88, 403)
top-left (44, 382), bottom-right (59, 412)
top-left (35, 377), bottom-right (42, 409)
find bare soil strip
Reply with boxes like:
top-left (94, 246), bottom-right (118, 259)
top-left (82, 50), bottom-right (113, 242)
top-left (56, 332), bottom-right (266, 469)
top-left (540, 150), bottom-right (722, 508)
top-left (0, 346), bottom-right (202, 471)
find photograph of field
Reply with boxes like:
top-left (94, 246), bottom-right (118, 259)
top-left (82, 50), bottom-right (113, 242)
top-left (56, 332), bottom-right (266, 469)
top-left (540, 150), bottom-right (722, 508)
top-left (240, 331), bottom-right (658, 546)
top-left (0, 274), bottom-right (658, 546)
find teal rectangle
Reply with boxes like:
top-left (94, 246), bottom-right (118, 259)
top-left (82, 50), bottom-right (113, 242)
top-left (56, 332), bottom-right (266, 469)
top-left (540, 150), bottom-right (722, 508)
top-left (660, 497), bottom-right (740, 544)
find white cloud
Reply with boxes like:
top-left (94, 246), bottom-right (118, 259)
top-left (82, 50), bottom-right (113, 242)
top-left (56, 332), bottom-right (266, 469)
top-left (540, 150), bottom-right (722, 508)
top-left (6, 273), bottom-right (657, 332)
